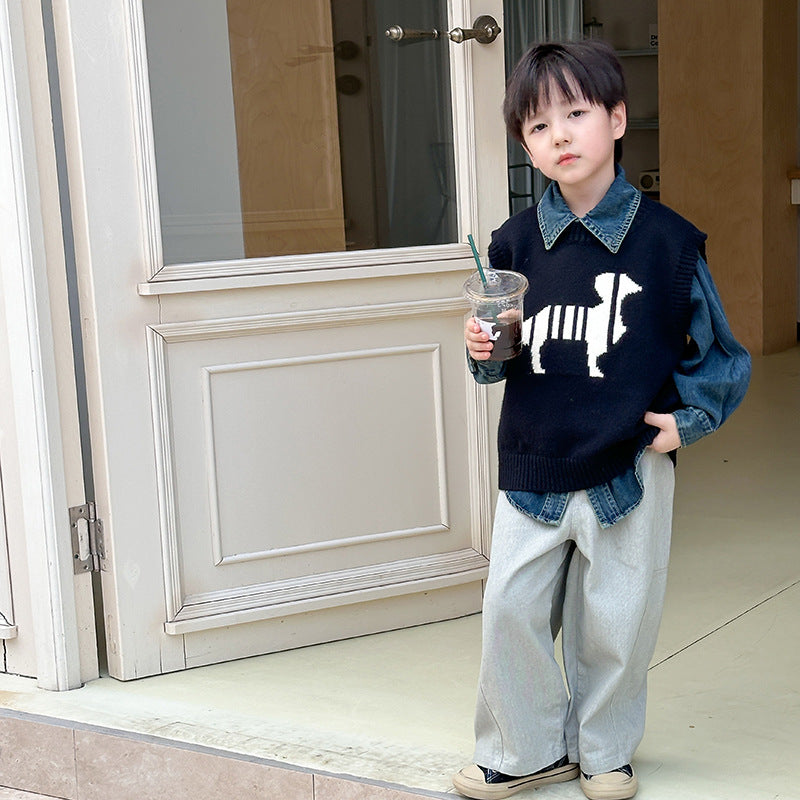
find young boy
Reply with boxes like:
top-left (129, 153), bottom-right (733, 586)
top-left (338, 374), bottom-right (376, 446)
top-left (453, 41), bottom-right (751, 800)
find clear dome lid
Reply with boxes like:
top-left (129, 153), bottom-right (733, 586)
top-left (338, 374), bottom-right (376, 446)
top-left (463, 269), bottom-right (528, 301)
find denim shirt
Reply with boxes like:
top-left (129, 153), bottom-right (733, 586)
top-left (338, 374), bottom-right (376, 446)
top-left (469, 172), bottom-right (751, 528)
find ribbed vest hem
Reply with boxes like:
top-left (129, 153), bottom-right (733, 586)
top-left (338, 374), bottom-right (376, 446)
top-left (498, 432), bottom-right (656, 493)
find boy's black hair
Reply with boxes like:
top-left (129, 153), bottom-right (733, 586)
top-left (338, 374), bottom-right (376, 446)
top-left (503, 40), bottom-right (628, 162)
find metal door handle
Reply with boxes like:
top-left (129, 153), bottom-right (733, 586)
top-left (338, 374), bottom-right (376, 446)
top-left (448, 15), bottom-right (501, 44)
top-left (385, 25), bottom-right (442, 42)
top-left (385, 15), bottom-right (500, 45)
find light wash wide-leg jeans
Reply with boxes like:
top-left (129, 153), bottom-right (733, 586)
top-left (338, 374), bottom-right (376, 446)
top-left (473, 449), bottom-right (674, 777)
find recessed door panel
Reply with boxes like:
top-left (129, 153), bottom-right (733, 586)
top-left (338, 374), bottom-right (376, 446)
top-left (148, 299), bottom-right (483, 633)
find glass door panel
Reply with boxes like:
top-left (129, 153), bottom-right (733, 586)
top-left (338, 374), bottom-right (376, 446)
top-left (142, 0), bottom-right (457, 265)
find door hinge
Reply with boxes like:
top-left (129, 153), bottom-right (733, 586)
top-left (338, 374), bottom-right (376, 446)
top-left (69, 502), bottom-right (105, 574)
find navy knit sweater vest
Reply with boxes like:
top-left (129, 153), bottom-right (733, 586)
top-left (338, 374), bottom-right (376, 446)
top-left (487, 194), bottom-right (706, 493)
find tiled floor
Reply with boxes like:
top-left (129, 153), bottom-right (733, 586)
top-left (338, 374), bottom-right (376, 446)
top-left (1, 347), bottom-right (799, 800)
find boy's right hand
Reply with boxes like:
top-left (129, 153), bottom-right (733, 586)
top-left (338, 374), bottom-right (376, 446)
top-left (465, 317), bottom-right (494, 360)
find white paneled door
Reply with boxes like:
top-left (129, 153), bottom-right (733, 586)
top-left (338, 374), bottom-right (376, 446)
top-left (54, 0), bottom-right (509, 678)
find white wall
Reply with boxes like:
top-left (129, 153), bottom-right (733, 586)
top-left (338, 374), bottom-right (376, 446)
top-left (143, 0), bottom-right (245, 264)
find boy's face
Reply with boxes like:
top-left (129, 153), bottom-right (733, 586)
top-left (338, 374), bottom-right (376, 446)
top-left (520, 82), bottom-right (626, 201)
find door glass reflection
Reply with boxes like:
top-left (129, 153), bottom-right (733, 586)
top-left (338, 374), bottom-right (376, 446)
top-left (143, 0), bottom-right (457, 265)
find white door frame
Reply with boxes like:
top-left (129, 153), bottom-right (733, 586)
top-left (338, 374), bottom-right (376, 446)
top-left (0, 0), bottom-right (97, 690)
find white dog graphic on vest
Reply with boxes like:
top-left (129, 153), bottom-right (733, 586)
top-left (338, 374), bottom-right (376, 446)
top-left (522, 272), bottom-right (642, 378)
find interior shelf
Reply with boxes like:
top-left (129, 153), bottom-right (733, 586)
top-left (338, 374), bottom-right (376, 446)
top-left (628, 118), bottom-right (659, 130)
top-left (616, 48), bottom-right (658, 57)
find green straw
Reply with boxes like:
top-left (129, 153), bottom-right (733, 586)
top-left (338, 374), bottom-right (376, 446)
top-left (467, 234), bottom-right (500, 326)
top-left (467, 234), bottom-right (487, 286)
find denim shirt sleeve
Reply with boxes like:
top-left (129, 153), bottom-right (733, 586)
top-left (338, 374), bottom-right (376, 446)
top-left (466, 352), bottom-right (507, 384)
top-left (672, 256), bottom-right (752, 447)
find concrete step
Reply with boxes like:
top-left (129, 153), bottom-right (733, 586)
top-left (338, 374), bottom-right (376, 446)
top-left (0, 711), bottom-right (445, 800)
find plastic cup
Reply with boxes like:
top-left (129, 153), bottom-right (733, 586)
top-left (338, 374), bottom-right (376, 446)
top-left (463, 269), bottom-right (529, 361)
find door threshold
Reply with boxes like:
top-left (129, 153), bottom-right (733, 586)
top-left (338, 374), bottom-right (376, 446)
top-left (0, 615), bottom-right (482, 798)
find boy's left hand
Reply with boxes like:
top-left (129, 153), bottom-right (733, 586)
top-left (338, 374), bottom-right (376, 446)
top-left (644, 411), bottom-right (681, 453)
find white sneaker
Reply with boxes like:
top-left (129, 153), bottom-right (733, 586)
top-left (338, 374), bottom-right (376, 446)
top-left (580, 764), bottom-right (638, 800)
top-left (452, 756), bottom-right (579, 799)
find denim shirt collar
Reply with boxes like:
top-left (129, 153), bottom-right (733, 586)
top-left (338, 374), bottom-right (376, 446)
top-left (536, 167), bottom-right (642, 253)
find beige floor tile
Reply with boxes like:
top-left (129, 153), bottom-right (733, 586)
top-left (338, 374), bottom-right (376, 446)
top-left (0, 717), bottom-right (76, 799)
top-left (313, 774), bottom-right (441, 800)
top-left (74, 730), bottom-right (313, 800)
top-left (0, 790), bottom-right (64, 800)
